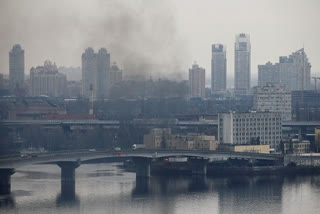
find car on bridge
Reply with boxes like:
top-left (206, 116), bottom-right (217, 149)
top-left (113, 147), bottom-right (121, 151)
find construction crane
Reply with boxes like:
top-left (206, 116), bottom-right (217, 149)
top-left (312, 77), bottom-right (320, 91)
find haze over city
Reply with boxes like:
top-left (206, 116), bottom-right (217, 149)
top-left (0, 0), bottom-right (319, 86)
top-left (1, 1), bottom-right (320, 214)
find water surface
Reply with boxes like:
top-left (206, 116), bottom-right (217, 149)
top-left (1, 163), bottom-right (320, 214)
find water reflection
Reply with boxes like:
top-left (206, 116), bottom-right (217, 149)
top-left (189, 175), bottom-right (208, 192)
top-left (310, 175), bottom-right (320, 188)
top-left (216, 176), bottom-right (284, 214)
top-left (56, 190), bottom-right (80, 207)
top-left (2, 163), bottom-right (320, 214)
top-left (132, 177), bottom-right (150, 195)
top-left (131, 175), bottom-right (285, 214)
top-left (0, 195), bottom-right (15, 208)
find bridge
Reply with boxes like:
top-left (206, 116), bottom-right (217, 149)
top-left (1, 119), bottom-right (218, 127)
top-left (0, 150), bottom-right (282, 195)
top-left (2, 119), bottom-right (320, 128)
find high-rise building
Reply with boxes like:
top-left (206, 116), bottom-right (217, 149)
top-left (211, 44), bottom-right (227, 92)
top-left (234, 34), bottom-right (251, 92)
top-left (81, 47), bottom-right (111, 99)
top-left (189, 63), bottom-right (205, 98)
top-left (258, 48), bottom-right (311, 91)
top-left (96, 48), bottom-right (110, 99)
top-left (30, 60), bottom-right (67, 97)
top-left (253, 84), bottom-right (292, 121)
top-left (218, 111), bottom-right (282, 151)
top-left (279, 49), bottom-right (311, 91)
top-left (110, 62), bottom-right (123, 85)
top-left (258, 62), bottom-right (279, 87)
top-left (9, 44), bottom-right (25, 92)
top-left (82, 47), bottom-right (97, 98)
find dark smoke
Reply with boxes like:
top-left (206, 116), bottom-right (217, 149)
top-left (0, 0), bottom-right (189, 79)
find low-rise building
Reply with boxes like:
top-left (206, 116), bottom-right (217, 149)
top-left (143, 128), bottom-right (171, 149)
top-left (234, 145), bottom-right (270, 154)
top-left (143, 128), bottom-right (218, 151)
top-left (7, 98), bottom-right (66, 120)
top-left (283, 139), bottom-right (310, 154)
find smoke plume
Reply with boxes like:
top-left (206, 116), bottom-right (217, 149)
top-left (0, 0), bottom-right (189, 79)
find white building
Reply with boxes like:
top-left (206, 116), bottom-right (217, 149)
top-left (253, 84), bottom-right (292, 121)
top-left (30, 60), bottom-right (67, 97)
top-left (218, 111), bottom-right (282, 151)
top-left (234, 33), bottom-right (251, 93)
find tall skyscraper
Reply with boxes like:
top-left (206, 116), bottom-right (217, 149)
top-left (189, 63), bottom-right (205, 98)
top-left (211, 44), bottom-right (227, 92)
top-left (96, 48), bottom-right (110, 99)
top-left (81, 47), bottom-right (111, 99)
top-left (257, 48), bottom-right (311, 91)
top-left (82, 48), bottom-right (97, 98)
top-left (9, 44), bottom-right (25, 92)
top-left (234, 33), bottom-right (251, 92)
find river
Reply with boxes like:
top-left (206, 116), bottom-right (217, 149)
top-left (1, 163), bottom-right (320, 214)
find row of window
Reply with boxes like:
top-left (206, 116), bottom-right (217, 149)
top-left (233, 117), bottom-right (280, 121)
top-left (234, 131), bottom-right (280, 136)
top-left (234, 122), bottom-right (281, 128)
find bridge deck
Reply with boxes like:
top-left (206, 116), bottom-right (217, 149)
top-left (0, 150), bottom-right (282, 168)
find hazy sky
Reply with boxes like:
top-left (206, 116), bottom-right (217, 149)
top-left (0, 0), bottom-right (319, 87)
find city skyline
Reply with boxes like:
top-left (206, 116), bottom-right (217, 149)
top-left (1, 1), bottom-right (320, 213)
top-left (0, 0), bottom-right (319, 87)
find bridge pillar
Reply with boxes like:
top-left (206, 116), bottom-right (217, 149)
top-left (57, 161), bottom-right (80, 198)
top-left (188, 158), bottom-right (208, 176)
top-left (132, 157), bottom-right (151, 178)
top-left (0, 168), bottom-right (15, 195)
